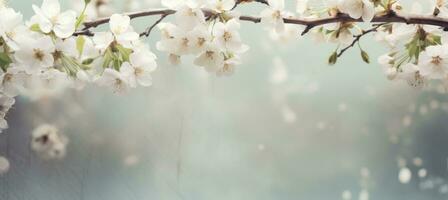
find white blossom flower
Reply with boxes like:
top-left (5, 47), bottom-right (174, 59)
top-left (0, 66), bottom-right (26, 97)
top-left (14, 35), bottom-right (55, 75)
top-left (31, 124), bottom-right (68, 160)
top-left (213, 19), bottom-right (248, 53)
top-left (217, 56), bottom-right (241, 76)
top-left (398, 63), bottom-right (425, 88)
top-left (93, 14), bottom-right (139, 50)
top-left (31, 0), bottom-right (77, 38)
top-left (194, 45), bottom-right (225, 72)
top-left (419, 45), bottom-right (448, 79)
top-left (120, 50), bottom-right (157, 87)
top-left (156, 23), bottom-right (179, 54)
top-left (377, 24), bottom-right (440, 48)
top-left (0, 8), bottom-right (25, 50)
top-left (260, 0), bottom-right (287, 33)
top-left (174, 5), bottom-right (205, 31)
top-left (96, 68), bottom-right (130, 93)
top-left (338, 0), bottom-right (375, 22)
top-left (187, 25), bottom-right (211, 54)
top-left (157, 23), bottom-right (210, 56)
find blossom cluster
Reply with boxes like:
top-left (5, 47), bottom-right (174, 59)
top-left (376, 22), bottom-right (448, 88)
top-left (0, 0), bottom-right (448, 134)
top-left (157, 0), bottom-right (248, 76)
top-left (0, 0), bottom-right (159, 132)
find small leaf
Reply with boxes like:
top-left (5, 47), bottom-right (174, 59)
top-left (0, 52), bottom-right (12, 71)
top-left (328, 52), bottom-right (338, 65)
top-left (82, 58), bottom-right (94, 65)
top-left (361, 50), bottom-right (370, 64)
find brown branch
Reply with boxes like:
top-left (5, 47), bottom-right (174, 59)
top-left (139, 13), bottom-right (170, 37)
top-left (75, 9), bottom-right (448, 37)
top-left (82, 9), bottom-right (176, 30)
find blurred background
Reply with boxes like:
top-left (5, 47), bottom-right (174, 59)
top-left (1, 0), bottom-right (448, 199)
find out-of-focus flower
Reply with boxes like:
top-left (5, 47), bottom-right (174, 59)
top-left (31, 124), bottom-right (68, 160)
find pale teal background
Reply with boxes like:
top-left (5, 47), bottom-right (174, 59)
top-left (1, 0), bottom-right (448, 200)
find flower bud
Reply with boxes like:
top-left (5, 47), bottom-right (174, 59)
top-left (328, 52), bottom-right (338, 65)
top-left (361, 50), bottom-right (370, 64)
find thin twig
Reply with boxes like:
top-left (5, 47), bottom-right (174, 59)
top-left (337, 23), bottom-right (387, 57)
top-left (139, 14), bottom-right (170, 37)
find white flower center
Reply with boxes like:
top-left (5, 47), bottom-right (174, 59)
top-left (181, 38), bottom-right (189, 47)
top-left (223, 31), bottom-right (232, 42)
top-left (431, 56), bottom-right (443, 65)
top-left (33, 49), bottom-right (45, 61)
top-left (206, 51), bottom-right (215, 60)
top-left (197, 37), bottom-right (206, 47)
top-left (134, 67), bottom-right (144, 77)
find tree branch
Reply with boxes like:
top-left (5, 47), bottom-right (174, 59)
top-left (75, 9), bottom-right (448, 37)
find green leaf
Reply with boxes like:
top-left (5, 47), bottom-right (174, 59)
top-left (82, 58), bottom-right (94, 65)
top-left (76, 36), bottom-right (86, 56)
top-left (102, 48), bottom-right (114, 68)
top-left (0, 52), bottom-right (12, 70)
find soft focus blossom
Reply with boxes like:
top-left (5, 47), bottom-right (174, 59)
top-left (31, 0), bottom-right (77, 38)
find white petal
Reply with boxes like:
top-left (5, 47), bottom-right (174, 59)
top-left (41, 0), bottom-right (61, 18)
top-left (110, 14), bottom-right (131, 35)
top-left (54, 11), bottom-right (77, 38)
top-left (362, 0), bottom-right (375, 22)
top-left (93, 32), bottom-right (114, 50)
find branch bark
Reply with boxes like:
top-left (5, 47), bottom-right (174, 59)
top-left (76, 9), bottom-right (448, 37)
